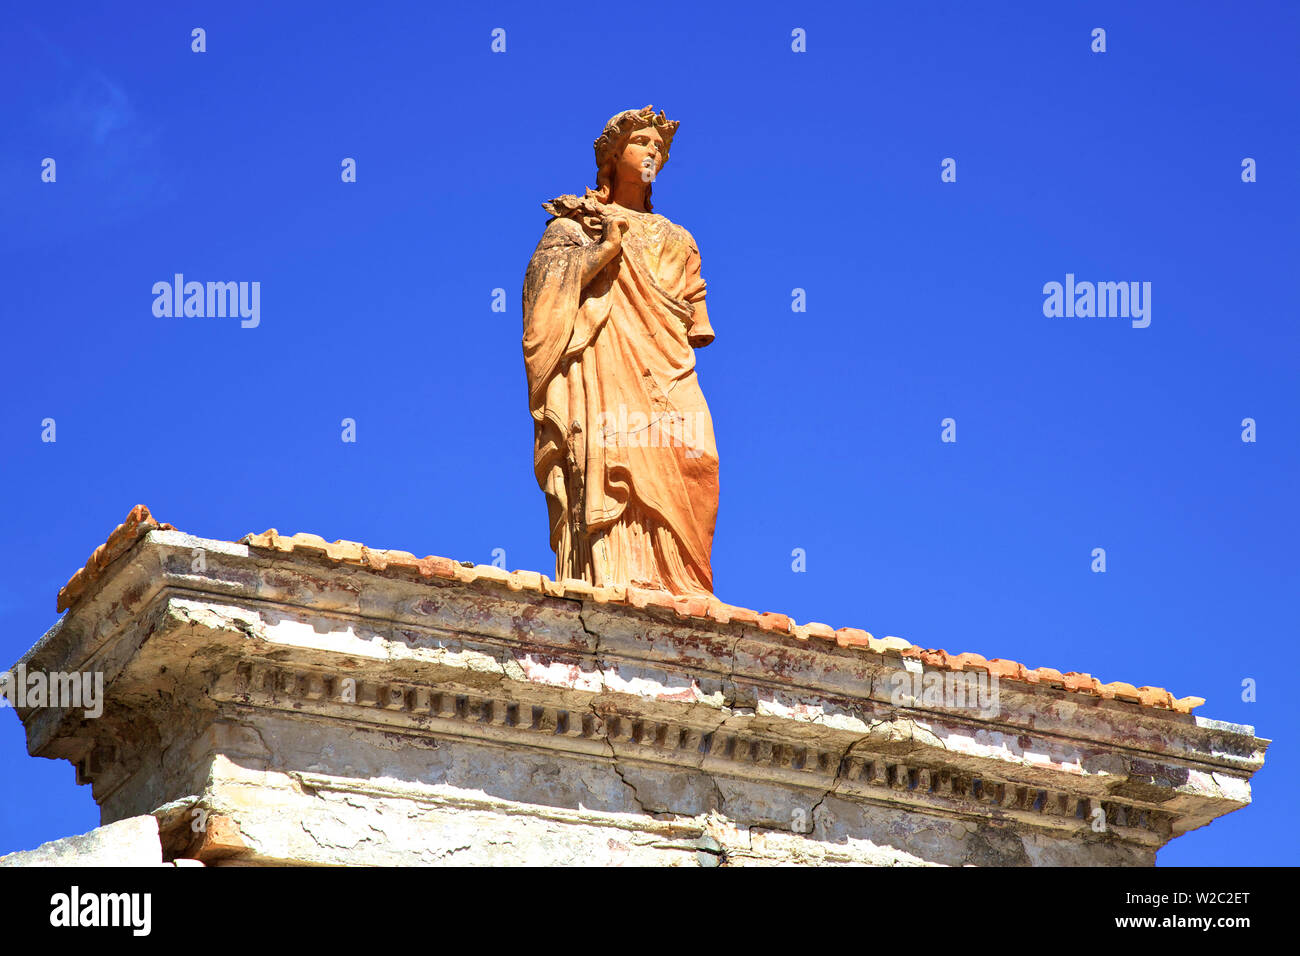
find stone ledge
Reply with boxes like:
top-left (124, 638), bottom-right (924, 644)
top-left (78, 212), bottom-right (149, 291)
top-left (0, 815), bottom-right (163, 867)
top-left (51, 507), bottom-right (1208, 714)
top-left (6, 524), bottom-right (1269, 866)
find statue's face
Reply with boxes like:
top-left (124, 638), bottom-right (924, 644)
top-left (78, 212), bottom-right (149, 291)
top-left (614, 125), bottom-right (665, 187)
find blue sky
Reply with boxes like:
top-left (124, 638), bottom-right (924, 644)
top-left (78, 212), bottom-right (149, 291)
top-left (1, 1), bottom-right (1296, 864)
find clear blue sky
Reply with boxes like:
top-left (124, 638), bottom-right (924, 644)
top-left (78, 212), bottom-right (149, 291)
top-left (1, 1), bottom-right (1295, 864)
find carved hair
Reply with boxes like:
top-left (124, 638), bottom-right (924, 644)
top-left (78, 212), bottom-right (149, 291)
top-left (590, 105), bottom-right (679, 213)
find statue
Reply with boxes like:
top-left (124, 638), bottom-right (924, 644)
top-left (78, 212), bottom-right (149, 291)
top-left (523, 106), bottom-right (718, 596)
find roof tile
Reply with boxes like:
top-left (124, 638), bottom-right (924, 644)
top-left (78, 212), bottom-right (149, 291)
top-left (834, 627), bottom-right (874, 649)
top-left (1031, 667), bottom-right (1065, 687)
top-left (642, 590), bottom-right (680, 613)
top-left (56, 505), bottom-right (176, 613)
top-left (705, 599), bottom-right (735, 624)
top-left (798, 622), bottom-right (837, 643)
top-left (591, 584), bottom-right (626, 605)
top-left (1138, 686), bottom-right (1174, 709)
top-left (950, 652), bottom-right (989, 672)
top-left (467, 564), bottom-right (509, 584)
top-left (986, 658), bottom-right (1027, 681)
top-left (1063, 672), bottom-right (1099, 694)
top-left (920, 649), bottom-right (950, 668)
top-left (326, 540), bottom-right (365, 564)
top-left (1105, 681), bottom-right (1143, 703)
top-left (420, 555), bottom-right (458, 580)
top-left (673, 595), bottom-right (711, 620)
top-left (381, 550), bottom-right (421, 573)
top-left (724, 605), bottom-right (760, 626)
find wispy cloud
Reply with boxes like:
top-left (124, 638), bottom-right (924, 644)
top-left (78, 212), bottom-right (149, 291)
top-left (25, 24), bottom-right (171, 207)
top-left (55, 69), bottom-right (135, 145)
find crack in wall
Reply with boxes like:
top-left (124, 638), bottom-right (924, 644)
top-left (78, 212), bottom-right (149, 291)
top-left (578, 604), bottom-right (650, 814)
top-left (578, 604), bottom-right (738, 824)
top-left (807, 719), bottom-right (888, 831)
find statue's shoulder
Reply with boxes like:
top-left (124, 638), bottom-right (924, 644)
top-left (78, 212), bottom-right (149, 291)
top-left (539, 192), bottom-right (603, 245)
top-left (534, 212), bottom-right (589, 254)
top-left (540, 215), bottom-right (587, 240)
top-left (668, 219), bottom-right (700, 252)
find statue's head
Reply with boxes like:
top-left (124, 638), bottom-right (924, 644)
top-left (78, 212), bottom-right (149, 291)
top-left (592, 106), bottom-right (679, 211)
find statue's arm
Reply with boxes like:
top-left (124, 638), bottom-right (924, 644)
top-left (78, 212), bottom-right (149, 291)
top-left (581, 213), bottom-right (628, 286)
top-left (680, 228), bottom-right (714, 347)
top-left (535, 215), bottom-right (627, 289)
top-left (523, 214), bottom-right (626, 379)
top-left (688, 301), bottom-right (715, 348)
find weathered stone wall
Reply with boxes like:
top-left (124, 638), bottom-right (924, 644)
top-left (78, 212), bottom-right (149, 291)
top-left (4, 522), bottom-right (1268, 866)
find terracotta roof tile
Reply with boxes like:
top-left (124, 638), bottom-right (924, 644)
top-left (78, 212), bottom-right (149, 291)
top-left (1106, 682), bottom-right (1143, 703)
top-left (642, 589), bottom-right (679, 613)
top-left (797, 622), bottom-right (838, 643)
top-left (421, 555), bottom-right (458, 580)
top-left (724, 605), bottom-right (759, 626)
top-left (592, 584), bottom-right (626, 605)
top-left (674, 595), bottom-right (710, 620)
top-left (56, 505), bottom-right (176, 613)
top-left (986, 658), bottom-right (1027, 681)
top-left (1137, 686), bottom-right (1175, 710)
top-left (506, 569), bottom-right (542, 592)
top-left (1030, 667), bottom-right (1065, 687)
top-left (950, 652), bottom-right (990, 673)
top-left (833, 627), bottom-right (872, 649)
top-left (919, 649), bottom-right (950, 668)
top-left (1063, 672), bottom-right (1099, 694)
top-left (56, 506), bottom-right (1208, 714)
top-left (703, 597), bottom-right (732, 623)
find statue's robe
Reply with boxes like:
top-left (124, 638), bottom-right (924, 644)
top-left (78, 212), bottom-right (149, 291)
top-left (522, 206), bottom-right (718, 594)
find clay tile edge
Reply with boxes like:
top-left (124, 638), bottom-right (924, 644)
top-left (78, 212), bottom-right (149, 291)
top-left (57, 505), bottom-right (175, 614)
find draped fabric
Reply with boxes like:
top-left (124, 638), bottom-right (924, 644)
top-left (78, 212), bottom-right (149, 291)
top-left (522, 206), bottom-right (718, 594)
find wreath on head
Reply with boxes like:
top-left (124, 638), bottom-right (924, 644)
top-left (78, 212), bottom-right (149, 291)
top-left (543, 106), bottom-right (680, 225)
top-left (592, 105), bottom-right (679, 171)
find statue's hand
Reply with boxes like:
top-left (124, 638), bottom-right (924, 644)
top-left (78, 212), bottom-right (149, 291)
top-left (600, 213), bottom-right (630, 250)
top-left (579, 210), bottom-right (630, 286)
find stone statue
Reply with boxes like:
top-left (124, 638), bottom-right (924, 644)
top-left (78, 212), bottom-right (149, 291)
top-left (523, 106), bottom-right (718, 595)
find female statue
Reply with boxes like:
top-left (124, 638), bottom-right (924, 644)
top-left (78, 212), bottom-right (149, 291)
top-left (522, 106), bottom-right (718, 595)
